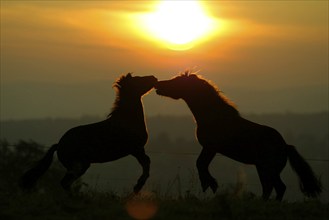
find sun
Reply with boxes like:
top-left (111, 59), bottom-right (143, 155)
top-left (141, 1), bottom-right (216, 50)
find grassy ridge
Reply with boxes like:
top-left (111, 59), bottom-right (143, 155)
top-left (1, 190), bottom-right (328, 220)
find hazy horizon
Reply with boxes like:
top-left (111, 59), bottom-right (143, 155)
top-left (1, 79), bottom-right (328, 120)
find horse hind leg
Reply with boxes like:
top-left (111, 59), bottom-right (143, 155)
top-left (256, 166), bottom-right (274, 200)
top-left (61, 161), bottom-right (90, 192)
top-left (132, 151), bottom-right (150, 193)
top-left (273, 175), bottom-right (286, 201)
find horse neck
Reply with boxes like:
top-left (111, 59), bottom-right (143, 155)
top-left (184, 95), bottom-right (238, 126)
top-left (111, 96), bottom-right (145, 123)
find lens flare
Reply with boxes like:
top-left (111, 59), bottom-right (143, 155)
top-left (125, 191), bottom-right (158, 220)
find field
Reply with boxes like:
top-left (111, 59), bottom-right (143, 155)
top-left (1, 189), bottom-right (328, 220)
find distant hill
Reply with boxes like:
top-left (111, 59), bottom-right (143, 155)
top-left (2, 81), bottom-right (328, 119)
top-left (1, 112), bottom-right (327, 145)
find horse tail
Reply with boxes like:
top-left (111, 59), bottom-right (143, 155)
top-left (287, 144), bottom-right (322, 198)
top-left (19, 144), bottom-right (58, 190)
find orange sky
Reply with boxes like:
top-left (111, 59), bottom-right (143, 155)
top-left (1, 1), bottom-right (328, 119)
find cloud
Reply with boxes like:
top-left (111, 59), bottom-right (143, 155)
top-left (209, 1), bottom-right (328, 27)
top-left (1, 1), bottom-right (155, 51)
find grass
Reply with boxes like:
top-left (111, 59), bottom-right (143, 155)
top-left (1, 189), bottom-right (328, 220)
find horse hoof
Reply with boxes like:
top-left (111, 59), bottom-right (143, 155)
top-left (201, 182), bottom-right (210, 192)
top-left (210, 183), bottom-right (218, 194)
top-left (134, 185), bottom-right (142, 194)
top-left (201, 177), bottom-right (218, 193)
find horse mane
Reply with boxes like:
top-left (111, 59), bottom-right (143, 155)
top-left (107, 73), bottom-right (133, 118)
top-left (183, 70), bottom-right (239, 115)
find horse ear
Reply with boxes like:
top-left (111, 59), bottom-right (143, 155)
top-left (126, 73), bottom-right (133, 78)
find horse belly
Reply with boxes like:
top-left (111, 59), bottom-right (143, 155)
top-left (219, 144), bottom-right (258, 164)
top-left (87, 134), bottom-right (147, 163)
top-left (198, 134), bottom-right (259, 164)
top-left (57, 124), bottom-right (148, 164)
top-left (89, 148), bottom-right (130, 163)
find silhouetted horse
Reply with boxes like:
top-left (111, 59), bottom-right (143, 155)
top-left (20, 73), bottom-right (157, 193)
top-left (155, 71), bottom-right (321, 200)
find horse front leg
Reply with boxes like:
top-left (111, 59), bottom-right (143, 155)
top-left (196, 148), bottom-right (217, 193)
top-left (131, 150), bottom-right (150, 193)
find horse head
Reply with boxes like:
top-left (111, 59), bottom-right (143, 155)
top-left (114, 73), bottom-right (158, 97)
top-left (155, 71), bottom-right (202, 100)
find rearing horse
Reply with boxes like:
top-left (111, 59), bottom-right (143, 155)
top-left (155, 71), bottom-right (321, 200)
top-left (20, 73), bottom-right (157, 193)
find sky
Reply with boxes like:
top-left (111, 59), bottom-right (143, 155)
top-left (1, 0), bottom-right (328, 119)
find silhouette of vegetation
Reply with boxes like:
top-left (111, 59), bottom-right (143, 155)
top-left (0, 139), bottom-right (80, 193)
top-left (19, 73), bottom-right (157, 193)
top-left (155, 71), bottom-right (322, 200)
top-left (0, 186), bottom-right (328, 220)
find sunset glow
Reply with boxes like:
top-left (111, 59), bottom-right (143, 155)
top-left (1, 1), bottom-right (328, 119)
top-left (140, 1), bottom-right (217, 50)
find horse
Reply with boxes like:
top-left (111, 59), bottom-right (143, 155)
top-left (19, 73), bottom-right (157, 193)
top-left (155, 71), bottom-right (322, 200)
